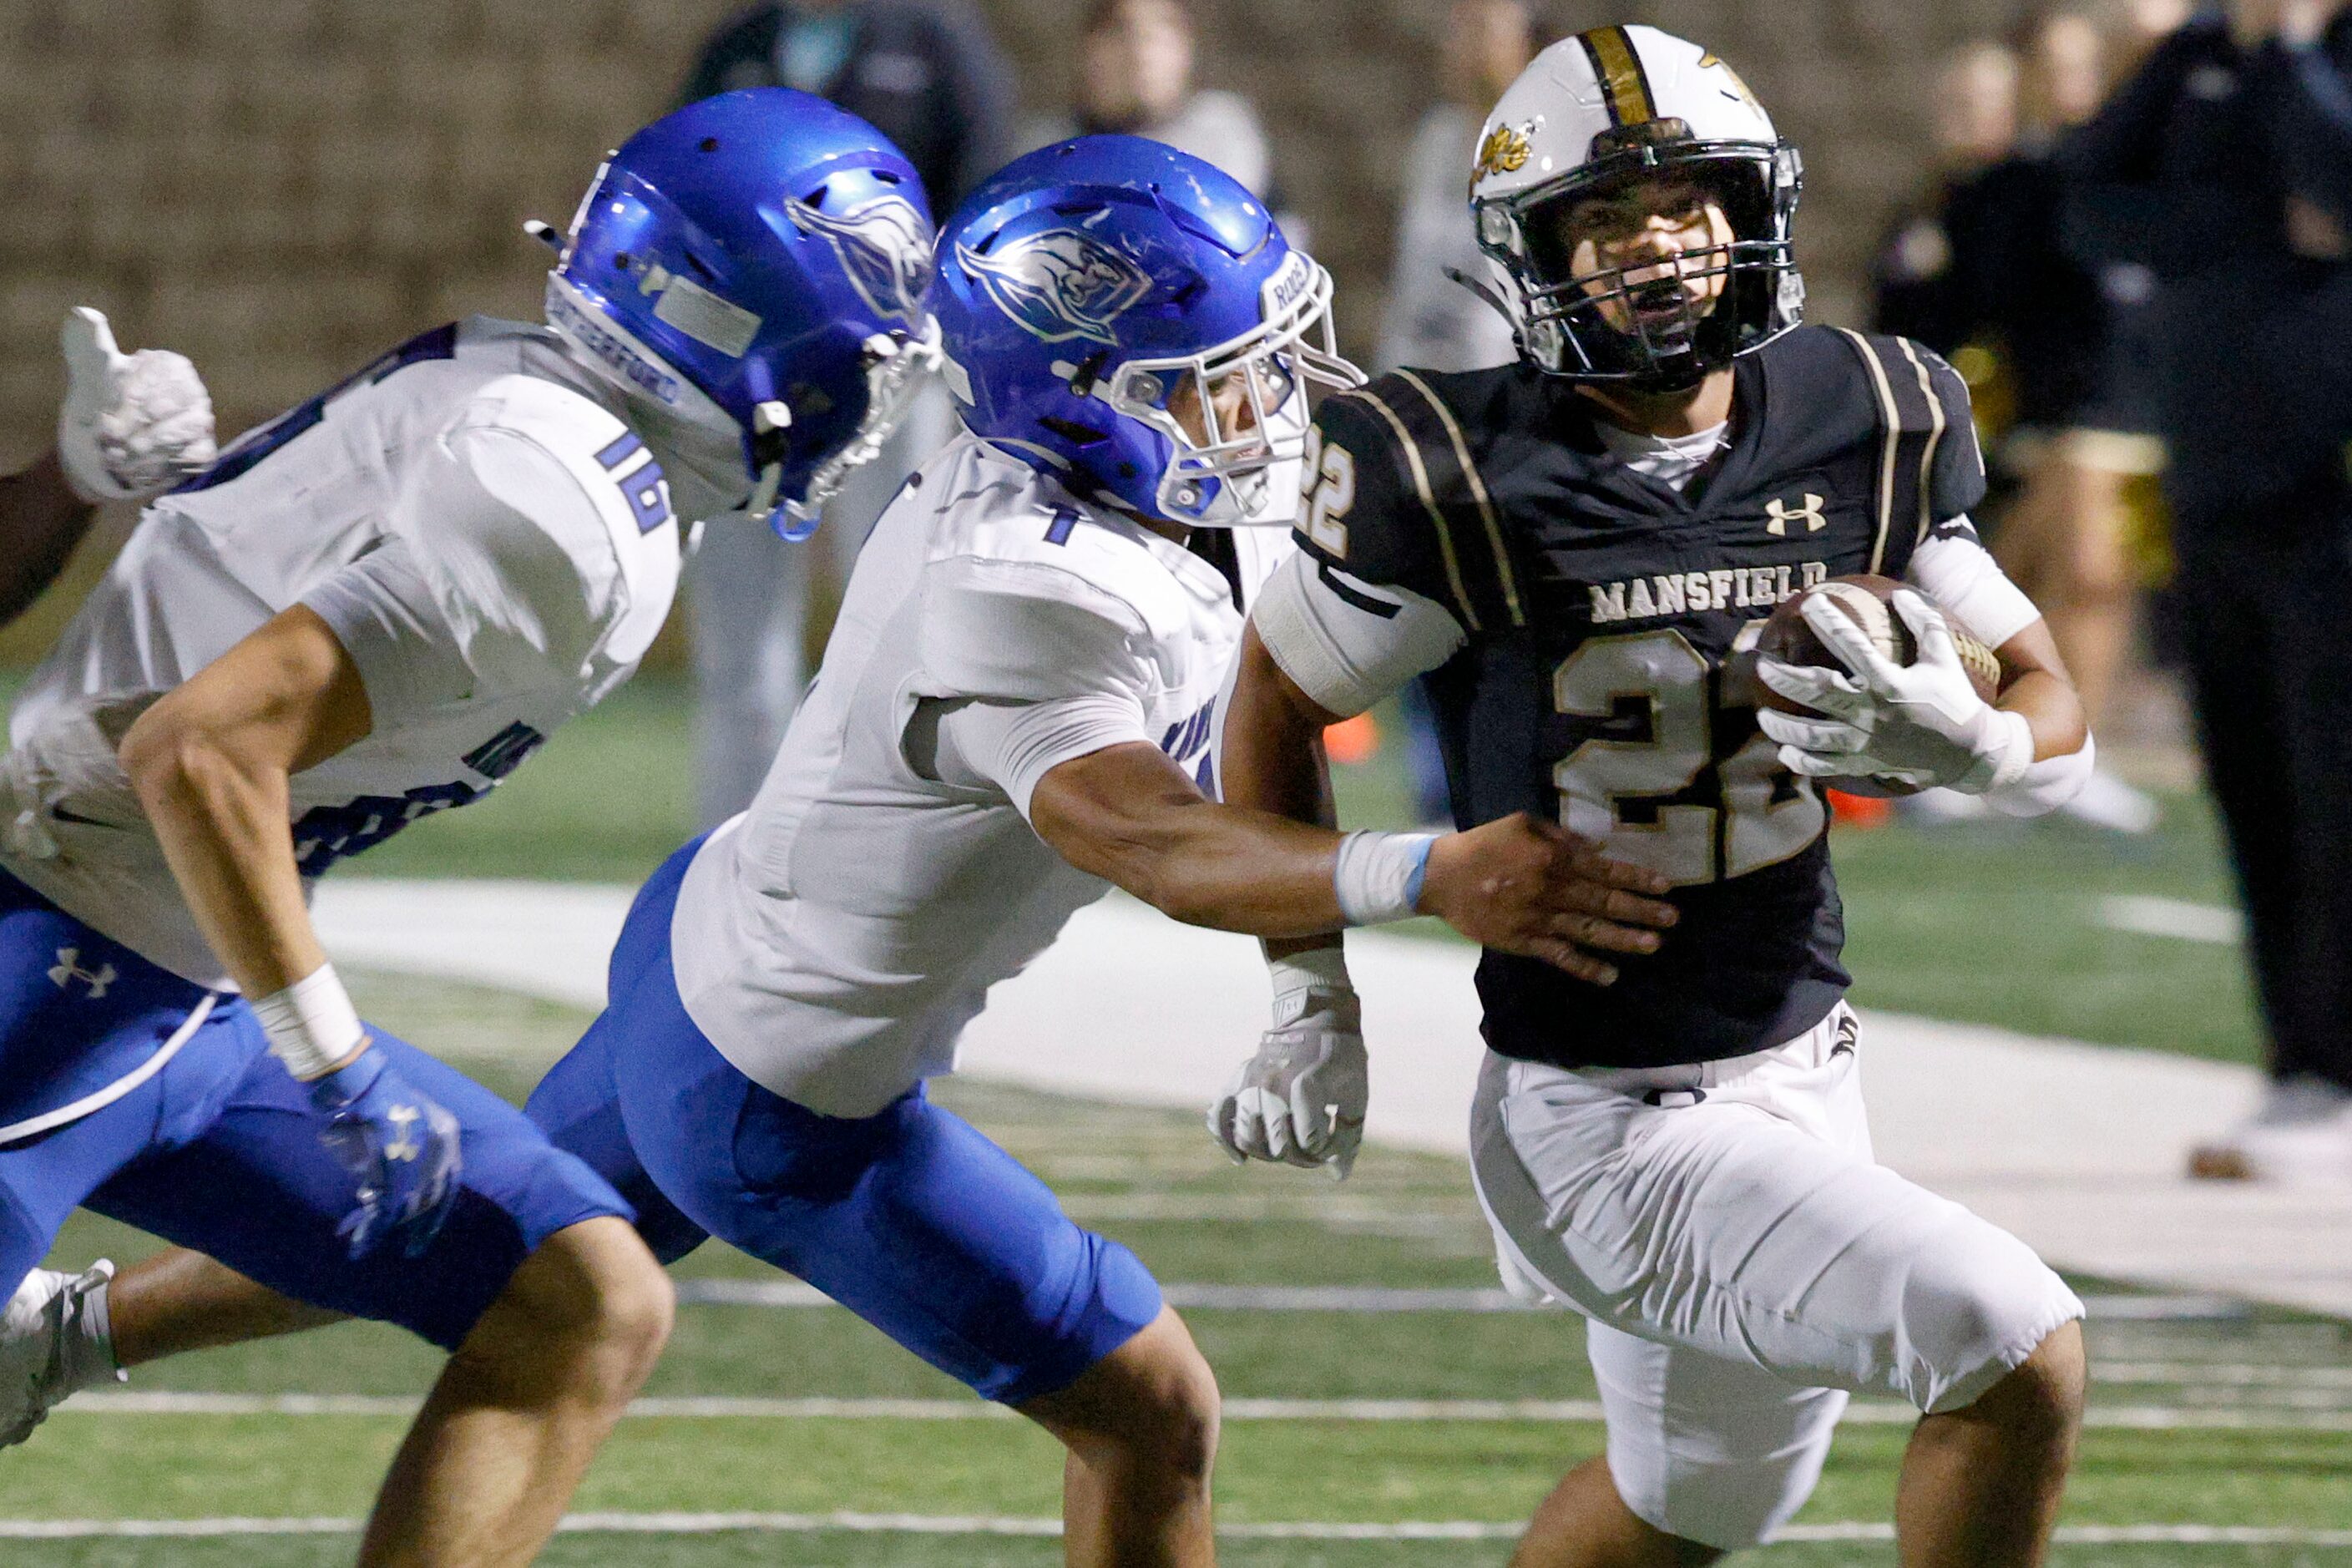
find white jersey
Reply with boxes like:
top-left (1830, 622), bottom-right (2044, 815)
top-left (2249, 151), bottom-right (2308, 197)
top-left (670, 434), bottom-right (1287, 1118)
top-left (1, 316), bottom-right (691, 989)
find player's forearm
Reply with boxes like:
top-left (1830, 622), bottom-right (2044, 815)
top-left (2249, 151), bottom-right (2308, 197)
top-left (1038, 774), bottom-right (1355, 935)
top-left (123, 720), bottom-right (330, 1000)
top-left (0, 452), bottom-right (99, 627)
top-left (1996, 670), bottom-right (2089, 761)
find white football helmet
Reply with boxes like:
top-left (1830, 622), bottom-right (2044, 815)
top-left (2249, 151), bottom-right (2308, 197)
top-left (1469, 26), bottom-right (1804, 387)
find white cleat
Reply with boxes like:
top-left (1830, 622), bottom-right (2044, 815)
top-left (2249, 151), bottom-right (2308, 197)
top-left (2189, 1079), bottom-right (2352, 1186)
top-left (1, 1260), bottom-right (119, 1448)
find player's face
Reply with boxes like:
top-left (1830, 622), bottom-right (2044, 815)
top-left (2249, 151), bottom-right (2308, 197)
top-left (1166, 357), bottom-right (1289, 453)
top-left (1549, 175), bottom-right (1736, 338)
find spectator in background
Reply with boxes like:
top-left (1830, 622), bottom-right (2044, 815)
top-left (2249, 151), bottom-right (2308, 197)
top-left (1020, 0), bottom-right (1277, 208)
top-left (1873, 41), bottom-right (2022, 358)
top-left (1873, 8), bottom-right (2164, 832)
top-left (683, 0), bottom-right (1014, 214)
top-left (1376, 0), bottom-right (1536, 375)
top-left (677, 2), bottom-right (1012, 826)
top-left (2062, 0), bottom-right (2352, 1181)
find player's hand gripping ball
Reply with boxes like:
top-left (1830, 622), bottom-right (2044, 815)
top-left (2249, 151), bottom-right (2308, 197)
top-left (1753, 575), bottom-right (2004, 797)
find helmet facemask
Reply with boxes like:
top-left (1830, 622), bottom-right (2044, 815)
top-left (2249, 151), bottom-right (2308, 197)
top-left (755, 317), bottom-right (943, 539)
top-left (1479, 125), bottom-right (1802, 390)
top-left (1090, 253), bottom-right (1363, 527)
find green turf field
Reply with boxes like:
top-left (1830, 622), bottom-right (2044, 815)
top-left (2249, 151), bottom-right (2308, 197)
top-left (16, 973), bottom-right (2349, 1565)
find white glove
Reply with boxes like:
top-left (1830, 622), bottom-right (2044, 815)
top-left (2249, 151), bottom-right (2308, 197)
top-left (1755, 589), bottom-right (2033, 795)
top-left (1207, 959), bottom-right (1368, 1181)
top-left (56, 308), bottom-right (217, 503)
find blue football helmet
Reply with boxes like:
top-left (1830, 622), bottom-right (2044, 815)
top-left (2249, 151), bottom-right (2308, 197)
top-left (544, 89), bottom-right (940, 538)
top-left (932, 136), bottom-right (1363, 528)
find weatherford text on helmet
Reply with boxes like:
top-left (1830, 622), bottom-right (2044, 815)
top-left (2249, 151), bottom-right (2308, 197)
top-left (933, 136), bottom-right (1363, 529)
top-left (1470, 26), bottom-right (1805, 388)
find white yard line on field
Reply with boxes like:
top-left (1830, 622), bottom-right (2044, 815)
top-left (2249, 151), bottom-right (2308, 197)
top-left (672, 1277), bottom-right (2256, 1323)
top-left (2099, 896), bottom-right (2243, 946)
top-left (4, 1513), bottom-right (2351, 1547)
top-left (316, 883), bottom-right (2352, 1319)
top-left (57, 1390), bottom-right (2352, 1432)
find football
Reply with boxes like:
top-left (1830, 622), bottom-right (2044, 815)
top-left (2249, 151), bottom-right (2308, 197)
top-left (1754, 574), bottom-right (2004, 797)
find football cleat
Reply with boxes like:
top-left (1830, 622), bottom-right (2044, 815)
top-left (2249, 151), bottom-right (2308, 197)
top-left (0, 1260), bottom-right (122, 1449)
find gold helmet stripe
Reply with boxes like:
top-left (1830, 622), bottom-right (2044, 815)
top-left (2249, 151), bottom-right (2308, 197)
top-left (1578, 26), bottom-right (1657, 126)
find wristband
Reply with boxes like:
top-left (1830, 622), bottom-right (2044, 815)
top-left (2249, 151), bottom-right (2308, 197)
top-left (251, 963), bottom-right (367, 1081)
top-left (1269, 946), bottom-right (1353, 1027)
top-left (1333, 832), bottom-right (1437, 927)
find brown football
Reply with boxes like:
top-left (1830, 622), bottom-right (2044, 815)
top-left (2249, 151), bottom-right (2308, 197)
top-left (1753, 574), bottom-right (2004, 797)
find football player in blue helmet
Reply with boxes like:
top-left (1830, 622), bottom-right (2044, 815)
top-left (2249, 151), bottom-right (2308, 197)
top-left (933, 134), bottom-right (1362, 529)
top-left (0, 89), bottom-right (941, 1567)
top-left (543, 87), bottom-right (941, 538)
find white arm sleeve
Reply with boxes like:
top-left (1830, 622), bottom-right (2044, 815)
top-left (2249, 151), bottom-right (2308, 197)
top-left (1985, 731), bottom-right (2097, 818)
top-left (1251, 549), bottom-right (1467, 718)
top-left (923, 692), bottom-right (1155, 821)
top-left (1907, 520), bottom-right (2093, 818)
top-left (1905, 524), bottom-right (2041, 650)
top-left (301, 424), bottom-right (623, 730)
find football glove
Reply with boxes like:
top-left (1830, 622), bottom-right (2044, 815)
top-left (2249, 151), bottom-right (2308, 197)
top-left (56, 308), bottom-right (217, 503)
top-left (1756, 588), bottom-right (2032, 795)
top-left (308, 1045), bottom-right (463, 1261)
top-left (1208, 982), bottom-right (1368, 1181)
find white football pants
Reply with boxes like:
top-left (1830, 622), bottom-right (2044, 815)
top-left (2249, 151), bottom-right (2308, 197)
top-left (1469, 1002), bottom-right (2083, 1550)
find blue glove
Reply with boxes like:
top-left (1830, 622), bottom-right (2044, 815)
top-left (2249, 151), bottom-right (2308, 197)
top-left (308, 1046), bottom-right (463, 1261)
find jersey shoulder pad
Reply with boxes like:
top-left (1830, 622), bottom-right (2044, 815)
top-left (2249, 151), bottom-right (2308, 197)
top-left (428, 376), bottom-right (683, 670)
top-left (917, 494), bottom-right (1161, 705)
top-left (1299, 368), bottom-right (1526, 635)
top-left (1814, 328), bottom-right (1989, 571)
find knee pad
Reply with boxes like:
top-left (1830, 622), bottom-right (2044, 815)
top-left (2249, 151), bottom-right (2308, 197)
top-left (1895, 1211), bottom-right (2084, 1414)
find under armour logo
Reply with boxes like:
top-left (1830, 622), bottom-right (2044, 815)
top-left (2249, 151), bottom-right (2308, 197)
top-left (383, 1105), bottom-right (422, 1163)
top-left (1766, 493), bottom-right (1827, 536)
top-left (48, 947), bottom-right (116, 999)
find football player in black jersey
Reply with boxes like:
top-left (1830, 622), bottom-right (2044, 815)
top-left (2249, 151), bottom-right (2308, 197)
top-left (1208, 26), bottom-right (2097, 1568)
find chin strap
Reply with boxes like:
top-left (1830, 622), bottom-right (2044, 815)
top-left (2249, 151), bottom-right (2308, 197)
top-left (1444, 266), bottom-right (1530, 359)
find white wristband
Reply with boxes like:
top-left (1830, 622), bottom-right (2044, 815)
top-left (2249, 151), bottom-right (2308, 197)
top-left (251, 964), bottom-right (367, 1081)
top-left (1333, 832), bottom-right (1437, 927)
top-left (1269, 946), bottom-right (1353, 1027)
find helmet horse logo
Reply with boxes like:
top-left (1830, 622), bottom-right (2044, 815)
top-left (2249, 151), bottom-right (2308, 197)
top-left (955, 230), bottom-right (1155, 346)
top-left (787, 195), bottom-right (934, 324)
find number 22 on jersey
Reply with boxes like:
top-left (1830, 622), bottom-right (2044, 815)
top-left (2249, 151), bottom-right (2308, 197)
top-left (1553, 625), bottom-right (1823, 888)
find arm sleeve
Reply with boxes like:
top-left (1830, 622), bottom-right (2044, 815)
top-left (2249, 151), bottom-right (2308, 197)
top-left (300, 425), bottom-right (623, 731)
top-left (1904, 524), bottom-right (2041, 650)
top-left (1252, 549), bottom-right (1467, 718)
top-left (927, 692), bottom-right (1155, 821)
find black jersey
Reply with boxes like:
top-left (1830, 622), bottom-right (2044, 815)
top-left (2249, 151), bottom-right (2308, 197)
top-left (1295, 326), bottom-right (1985, 1070)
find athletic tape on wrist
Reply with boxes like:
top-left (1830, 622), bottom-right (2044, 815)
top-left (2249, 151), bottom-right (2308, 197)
top-left (251, 964), bottom-right (367, 1081)
top-left (1333, 832), bottom-right (1436, 927)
